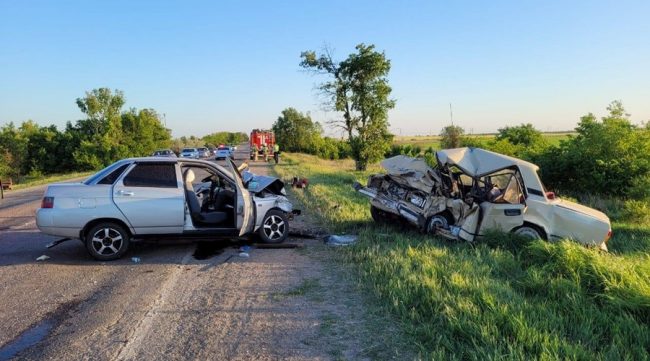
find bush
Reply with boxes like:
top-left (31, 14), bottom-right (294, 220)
top-left (533, 101), bottom-right (650, 198)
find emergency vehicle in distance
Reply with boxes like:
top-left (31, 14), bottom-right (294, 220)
top-left (249, 129), bottom-right (275, 160)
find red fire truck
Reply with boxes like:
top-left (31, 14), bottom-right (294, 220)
top-left (249, 129), bottom-right (275, 160)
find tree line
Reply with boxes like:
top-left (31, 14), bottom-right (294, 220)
top-left (437, 101), bottom-right (650, 200)
top-left (0, 88), bottom-right (247, 180)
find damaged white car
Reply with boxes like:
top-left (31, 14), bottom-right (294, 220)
top-left (354, 147), bottom-right (612, 250)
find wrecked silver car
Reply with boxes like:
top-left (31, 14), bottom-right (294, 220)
top-left (354, 147), bottom-right (612, 250)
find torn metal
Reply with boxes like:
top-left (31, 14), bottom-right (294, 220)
top-left (354, 147), bottom-right (612, 250)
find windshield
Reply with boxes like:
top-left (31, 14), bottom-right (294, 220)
top-left (182, 148), bottom-right (195, 152)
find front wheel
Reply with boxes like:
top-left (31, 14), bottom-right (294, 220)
top-left (85, 222), bottom-right (130, 261)
top-left (258, 210), bottom-right (289, 244)
top-left (370, 206), bottom-right (390, 224)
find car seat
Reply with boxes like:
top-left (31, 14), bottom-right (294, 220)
top-left (183, 169), bottom-right (227, 225)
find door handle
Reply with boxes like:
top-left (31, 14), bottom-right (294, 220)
top-left (117, 190), bottom-right (135, 196)
top-left (504, 209), bottom-right (521, 216)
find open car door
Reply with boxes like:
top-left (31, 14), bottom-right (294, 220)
top-left (228, 159), bottom-right (255, 236)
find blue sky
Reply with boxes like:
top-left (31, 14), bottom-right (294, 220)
top-left (1, 0), bottom-right (649, 137)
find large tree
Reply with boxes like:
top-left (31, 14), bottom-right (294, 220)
top-left (272, 108), bottom-right (322, 153)
top-left (300, 44), bottom-right (395, 170)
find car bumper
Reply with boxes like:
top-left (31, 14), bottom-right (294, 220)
top-left (36, 209), bottom-right (80, 238)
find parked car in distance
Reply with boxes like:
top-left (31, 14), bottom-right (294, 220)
top-left (197, 147), bottom-right (210, 158)
top-left (180, 148), bottom-right (199, 159)
top-left (35, 158), bottom-right (298, 260)
top-left (152, 149), bottom-right (177, 157)
top-left (215, 146), bottom-right (232, 160)
top-left (208, 147), bottom-right (217, 156)
top-left (355, 147), bottom-right (612, 251)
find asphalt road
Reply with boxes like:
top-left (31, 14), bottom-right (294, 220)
top-left (0, 145), bottom-right (335, 360)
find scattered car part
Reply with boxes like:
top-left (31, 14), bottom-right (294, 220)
top-left (45, 238), bottom-right (71, 249)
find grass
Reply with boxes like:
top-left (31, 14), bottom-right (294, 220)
top-left (5, 171), bottom-right (93, 191)
top-left (274, 153), bottom-right (650, 360)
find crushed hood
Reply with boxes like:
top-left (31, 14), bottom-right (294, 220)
top-left (436, 147), bottom-right (539, 177)
top-left (242, 171), bottom-right (285, 195)
top-left (380, 155), bottom-right (439, 192)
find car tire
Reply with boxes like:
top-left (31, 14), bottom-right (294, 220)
top-left (85, 222), bottom-right (130, 261)
top-left (370, 206), bottom-right (390, 224)
top-left (427, 213), bottom-right (451, 234)
top-left (258, 209), bottom-right (289, 244)
top-left (512, 223), bottom-right (546, 240)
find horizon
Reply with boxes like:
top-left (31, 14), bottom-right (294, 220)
top-left (1, 0), bottom-right (649, 138)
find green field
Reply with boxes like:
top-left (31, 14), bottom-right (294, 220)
top-left (393, 132), bottom-right (575, 150)
top-left (274, 153), bottom-right (650, 360)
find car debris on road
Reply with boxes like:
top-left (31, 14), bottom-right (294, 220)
top-left (324, 234), bottom-right (358, 246)
top-left (354, 147), bottom-right (612, 250)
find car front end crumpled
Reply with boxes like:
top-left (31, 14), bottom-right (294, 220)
top-left (354, 147), bottom-right (611, 251)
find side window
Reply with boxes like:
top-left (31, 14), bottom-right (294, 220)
top-left (98, 164), bottom-right (130, 185)
top-left (123, 163), bottom-right (178, 188)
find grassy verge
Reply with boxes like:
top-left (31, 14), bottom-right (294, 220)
top-left (7, 171), bottom-right (93, 191)
top-left (274, 153), bottom-right (650, 360)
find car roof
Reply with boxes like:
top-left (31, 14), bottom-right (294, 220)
top-left (122, 157), bottom-right (232, 175)
top-left (436, 147), bottom-right (539, 177)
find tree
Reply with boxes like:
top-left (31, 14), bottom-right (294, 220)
top-left (495, 123), bottom-right (545, 148)
top-left (272, 108), bottom-right (322, 153)
top-left (301, 43), bottom-right (395, 170)
top-left (73, 88), bottom-right (128, 168)
top-left (439, 125), bottom-right (465, 149)
top-left (121, 108), bottom-right (171, 156)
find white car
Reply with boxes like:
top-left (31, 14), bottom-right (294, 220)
top-left (180, 148), bottom-right (199, 159)
top-left (215, 147), bottom-right (232, 160)
top-left (355, 147), bottom-right (612, 250)
top-left (36, 158), bottom-right (297, 260)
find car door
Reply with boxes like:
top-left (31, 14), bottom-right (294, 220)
top-left (227, 159), bottom-right (255, 236)
top-left (112, 161), bottom-right (185, 234)
top-left (477, 171), bottom-right (526, 234)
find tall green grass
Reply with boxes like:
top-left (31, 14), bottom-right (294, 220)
top-left (274, 153), bottom-right (650, 360)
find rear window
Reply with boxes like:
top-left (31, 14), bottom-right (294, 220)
top-left (218, 147), bottom-right (228, 150)
top-left (182, 148), bottom-right (195, 152)
top-left (123, 163), bottom-right (178, 188)
top-left (98, 164), bottom-right (130, 185)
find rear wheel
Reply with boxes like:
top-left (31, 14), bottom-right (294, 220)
top-left (512, 223), bottom-right (546, 240)
top-left (258, 210), bottom-right (289, 244)
top-left (85, 222), bottom-right (130, 261)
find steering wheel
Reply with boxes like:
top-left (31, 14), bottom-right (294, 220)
top-left (210, 177), bottom-right (221, 205)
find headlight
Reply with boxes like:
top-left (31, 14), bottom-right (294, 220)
top-left (276, 196), bottom-right (293, 212)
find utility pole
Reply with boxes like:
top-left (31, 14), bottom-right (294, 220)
top-left (449, 103), bottom-right (454, 126)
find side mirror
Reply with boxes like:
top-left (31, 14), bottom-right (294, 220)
top-left (545, 191), bottom-right (556, 200)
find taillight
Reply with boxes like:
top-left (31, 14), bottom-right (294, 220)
top-left (605, 229), bottom-right (612, 243)
top-left (41, 197), bottom-right (54, 209)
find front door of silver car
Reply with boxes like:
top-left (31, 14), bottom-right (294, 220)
top-left (227, 159), bottom-right (255, 236)
top-left (112, 162), bottom-right (185, 234)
